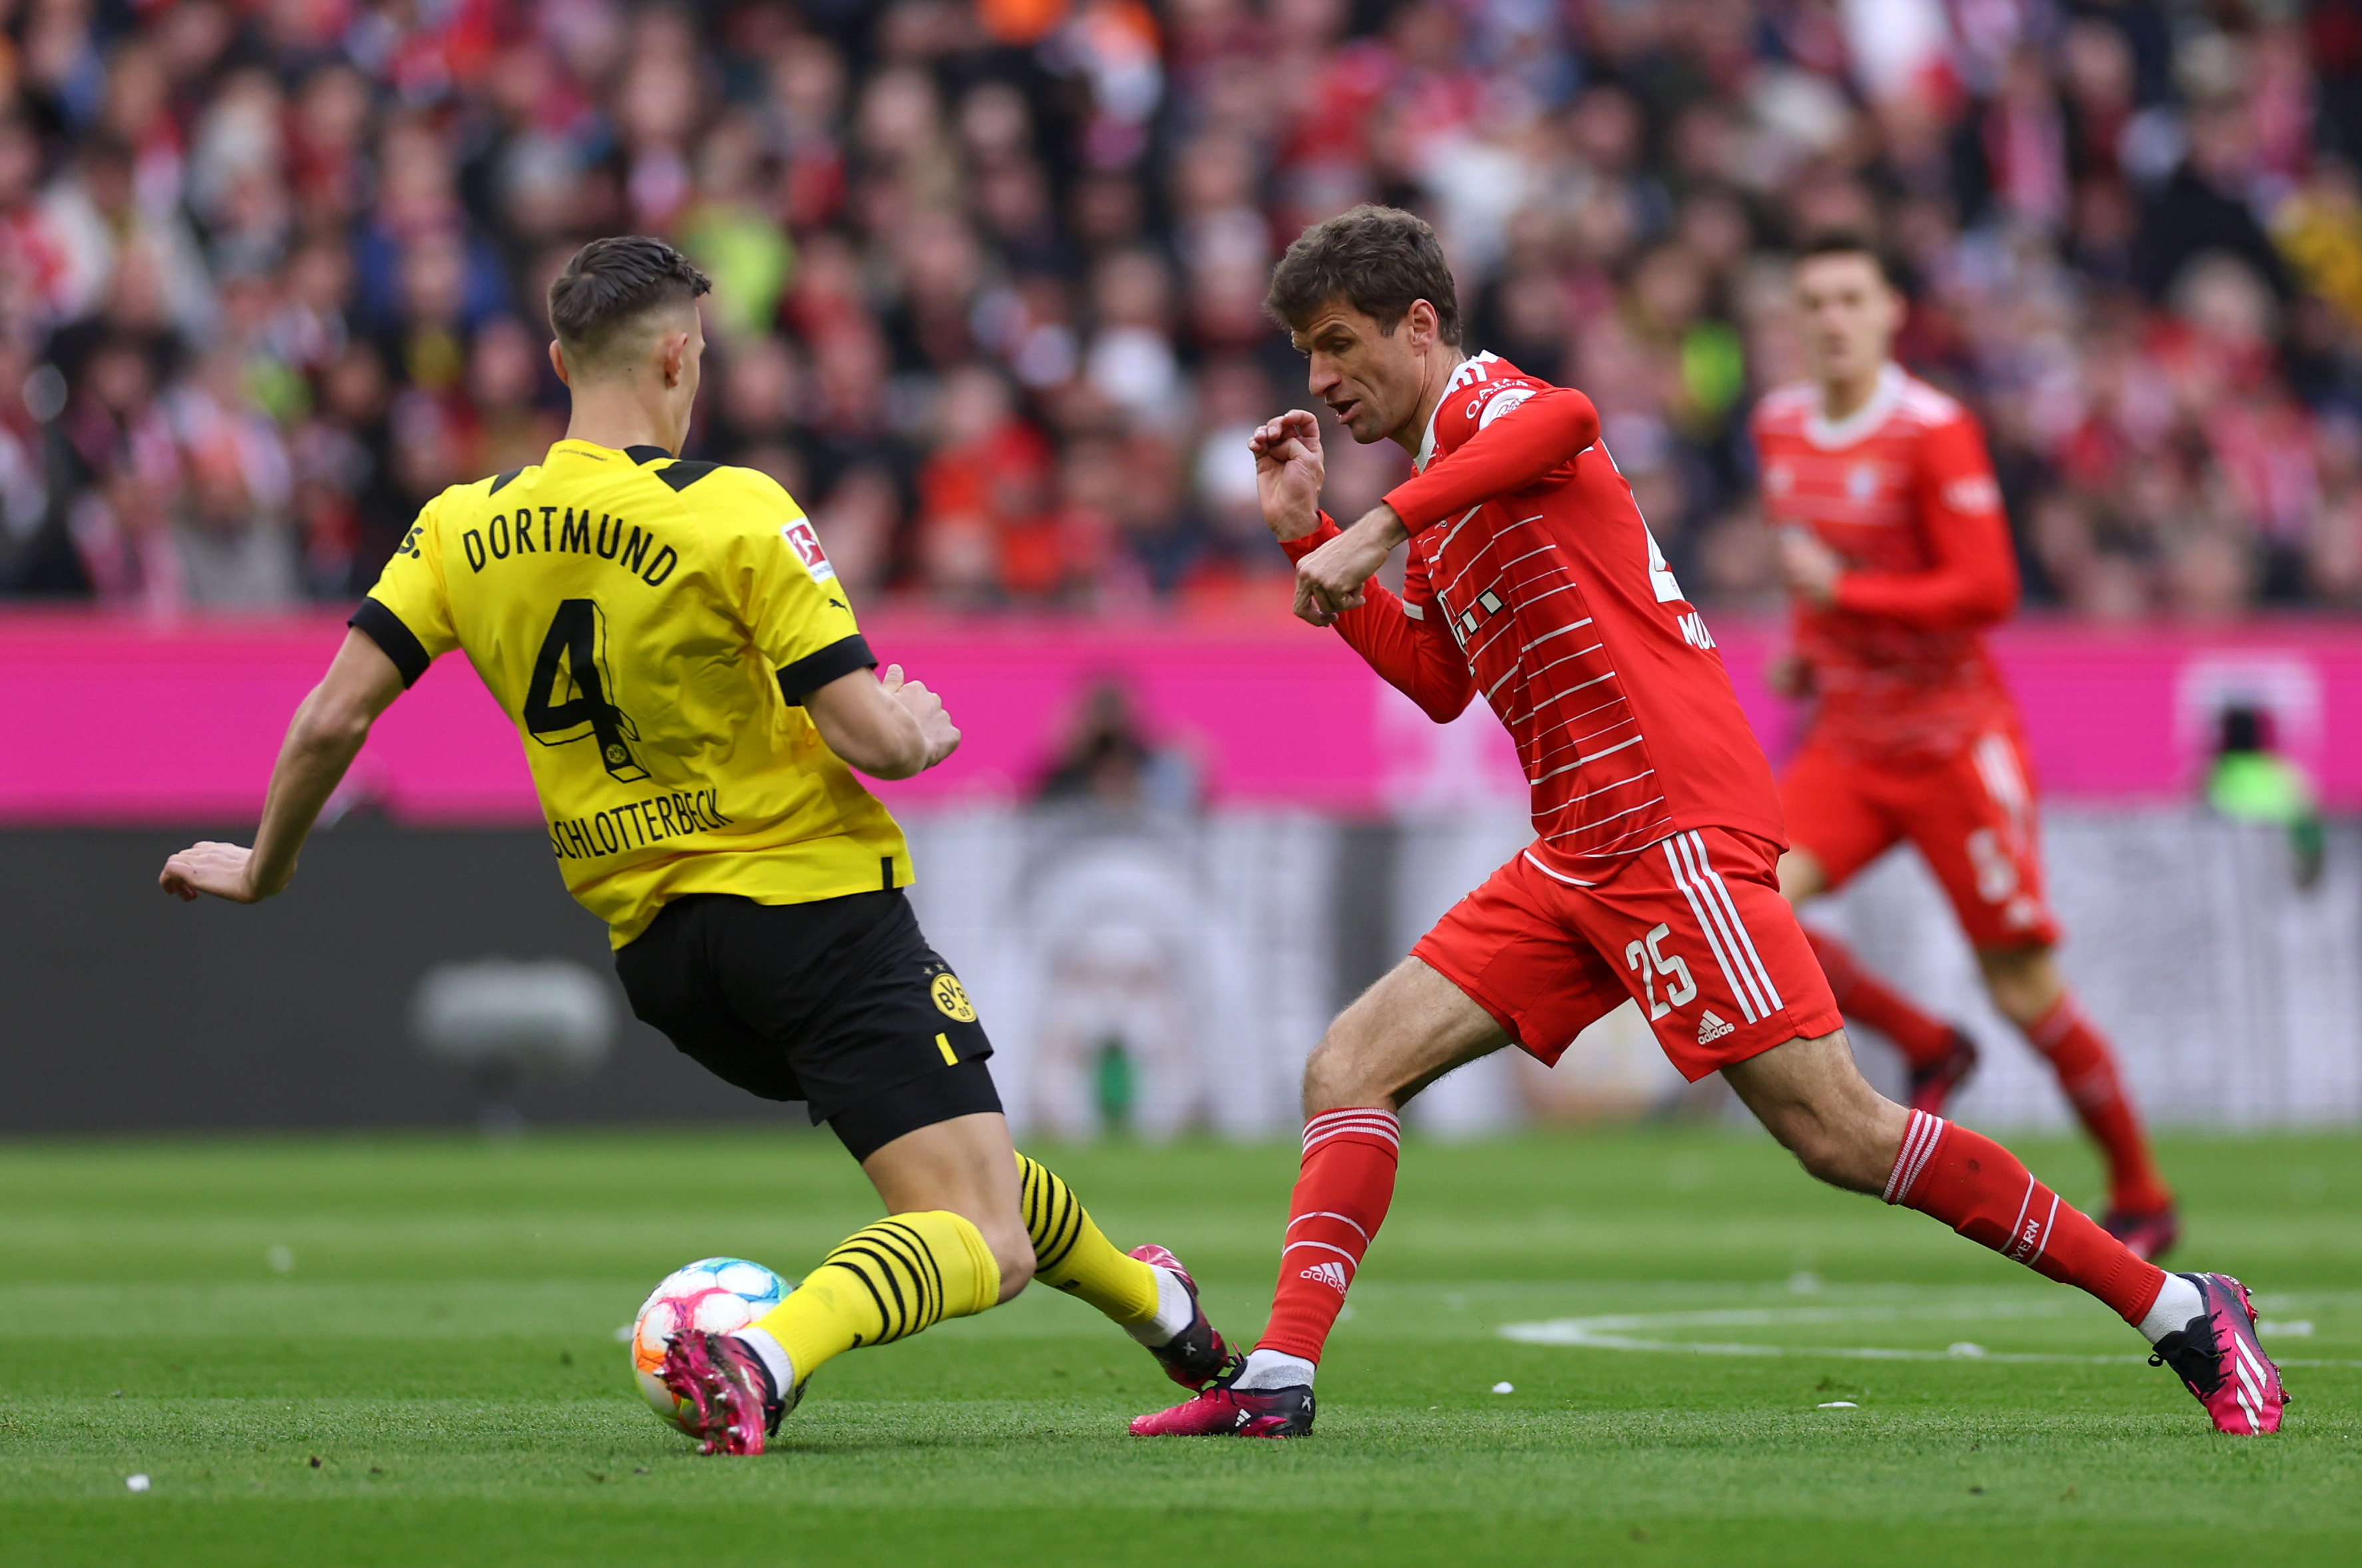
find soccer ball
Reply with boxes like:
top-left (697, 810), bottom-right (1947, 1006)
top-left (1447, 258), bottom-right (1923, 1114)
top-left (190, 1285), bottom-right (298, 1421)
top-left (630, 1257), bottom-right (789, 1431)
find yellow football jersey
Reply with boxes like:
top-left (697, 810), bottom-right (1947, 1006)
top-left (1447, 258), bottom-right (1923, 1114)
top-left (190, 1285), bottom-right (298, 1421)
top-left (353, 439), bottom-right (910, 946)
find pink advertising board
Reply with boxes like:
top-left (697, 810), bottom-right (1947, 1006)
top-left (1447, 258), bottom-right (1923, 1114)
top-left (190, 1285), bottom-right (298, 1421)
top-left (5, 608), bottom-right (2361, 823)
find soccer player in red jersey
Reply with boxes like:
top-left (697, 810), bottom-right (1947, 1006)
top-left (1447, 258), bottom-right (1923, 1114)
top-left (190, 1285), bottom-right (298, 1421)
top-left (1131, 207), bottom-right (2280, 1440)
top-left (1754, 234), bottom-right (2178, 1261)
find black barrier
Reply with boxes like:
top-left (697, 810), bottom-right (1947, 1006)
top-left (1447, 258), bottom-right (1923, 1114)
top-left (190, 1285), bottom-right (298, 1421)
top-left (0, 825), bottom-right (801, 1133)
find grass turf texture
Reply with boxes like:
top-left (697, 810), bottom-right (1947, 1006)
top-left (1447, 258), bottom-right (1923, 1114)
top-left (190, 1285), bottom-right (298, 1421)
top-left (1, 1128), bottom-right (2355, 1566)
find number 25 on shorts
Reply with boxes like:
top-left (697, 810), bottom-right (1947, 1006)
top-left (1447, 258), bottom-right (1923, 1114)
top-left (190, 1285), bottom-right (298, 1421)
top-left (1625, 922), bottom-right (1698, 1020)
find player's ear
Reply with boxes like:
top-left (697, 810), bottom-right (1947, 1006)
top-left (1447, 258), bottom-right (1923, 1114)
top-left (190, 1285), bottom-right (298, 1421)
top-left (548, 338), bottom-right (571, 387)
top-left (658, 329), bottom-right (688, 387)
top-left (1406, 298), bottom-right (1442, 353)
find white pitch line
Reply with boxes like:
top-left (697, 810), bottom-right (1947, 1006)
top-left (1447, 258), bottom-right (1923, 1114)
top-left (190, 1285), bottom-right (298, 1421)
top-left (1499, 1300), bottom-right (2362, 1368)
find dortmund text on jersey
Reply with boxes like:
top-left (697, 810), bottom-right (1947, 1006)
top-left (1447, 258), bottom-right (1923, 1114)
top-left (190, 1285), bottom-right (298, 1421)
top-left (351, 440), bottom-right (908, 946)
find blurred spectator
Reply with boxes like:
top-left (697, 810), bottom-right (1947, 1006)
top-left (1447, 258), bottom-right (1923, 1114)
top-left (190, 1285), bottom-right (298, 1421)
top-left (1036, 680), bottom-right (1198, 813)
top-left (2206, 703), bottom-right (2325, 887)
top-left (2, 0), bottom-right (2361, 624)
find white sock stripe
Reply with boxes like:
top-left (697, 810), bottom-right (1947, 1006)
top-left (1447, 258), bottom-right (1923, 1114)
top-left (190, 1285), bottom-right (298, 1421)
top-left (1688, 833), bottom-right (1784, 1010)
top-left (1302, 1125), bottom-right (1402, 1149)
top-left (1895, 1111), bottom-right (1947, 1203)
top-left (1880, 1119), bottom-right (1915, 1204)
top-left (1286, 1211), bottom-right (1372, 1241)
top-left (1664, 836), bottom-right (1761, 1023)
top-left (1883, 1109), bottom-right (1943, 1203)
top-left (1281, 1240), bottom-right (1360, 1264)
top-left (2006, 1174), bottom-right (2037, 1259)
top-left (1302, 1120), bottom-right (1402, 1149)
top-left (1901, 1115), bottom-right (1943, 1199)
top-left (1302, 1109), bottom-right (1400, 1135)
top-left (2027, 1191), bottom-right (2060, 1269)
top-left (1304, 1114), bottom-right (1402, 1132)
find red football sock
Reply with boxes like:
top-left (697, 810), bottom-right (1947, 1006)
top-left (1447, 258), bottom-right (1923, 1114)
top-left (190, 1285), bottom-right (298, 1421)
top-left (1806, 928), bottom-right (1957, 1069)
top-left (1255, 1107), bottom-right (1401, 1364)
top-left (2024, 994), bottom-right (2172, 1215)
top-left (1885, 1109), bottom-right (2164, 1324)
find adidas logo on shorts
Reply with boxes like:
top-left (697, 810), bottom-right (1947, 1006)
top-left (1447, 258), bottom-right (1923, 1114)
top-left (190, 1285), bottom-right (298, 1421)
top-left (1696, 1010), bottom-right (1734, 1045)
top-left (1298, 1260), bottom-right (1350, 1292)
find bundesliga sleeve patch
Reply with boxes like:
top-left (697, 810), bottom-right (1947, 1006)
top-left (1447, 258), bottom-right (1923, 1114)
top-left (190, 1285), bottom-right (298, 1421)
top-left (1475, 385), bottom-right (1535, 429)
top-left (781, 518), bottom-right (837, 583)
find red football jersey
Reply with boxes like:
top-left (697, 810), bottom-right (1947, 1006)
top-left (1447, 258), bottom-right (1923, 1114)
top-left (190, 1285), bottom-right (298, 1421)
top-left (1284, 353), bottom-right (1783, 879)
top-left (1752, 365), bottom-right (2021, 762)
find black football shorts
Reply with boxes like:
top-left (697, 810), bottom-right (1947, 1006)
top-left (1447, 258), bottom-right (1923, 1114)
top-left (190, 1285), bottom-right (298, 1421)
top-left (614, 889), bottom-right (1000, 1160)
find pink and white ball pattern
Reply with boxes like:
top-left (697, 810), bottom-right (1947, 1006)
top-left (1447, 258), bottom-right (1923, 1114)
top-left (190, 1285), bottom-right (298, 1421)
top-left (631, 1257), bottom-right (789, 1429)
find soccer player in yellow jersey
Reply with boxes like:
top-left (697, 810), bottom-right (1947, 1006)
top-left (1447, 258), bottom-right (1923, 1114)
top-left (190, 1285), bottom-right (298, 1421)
top-left (156, 236), bottom-right (1241, 1454)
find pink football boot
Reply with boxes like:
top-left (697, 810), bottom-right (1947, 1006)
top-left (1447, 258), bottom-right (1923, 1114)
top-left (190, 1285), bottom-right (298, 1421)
top-left (2149, 1273), bottom-right (2287, 1435)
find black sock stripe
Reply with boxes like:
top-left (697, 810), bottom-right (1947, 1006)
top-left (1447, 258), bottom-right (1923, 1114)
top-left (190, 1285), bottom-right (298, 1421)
top-left (1035, 1171), bottom-right (1085, 1274)
top-left (873, 1221), bottom-right (949, 1325)
top-left (829, 1233), bottom-right (926, 1340)
top-left (827, 1243), bottom-right (902, 1339)
top-left (1018, 1158), bottom-right (1050, 1244)
top-left (824, 1241), bottom-right (896, 1340)
top-left (1017, 1157), bottom-right (1058, 1247)
top-left (900, 1225), bottom-right (950, 1317)
top-left (861, 1225), bottom-right (944, 1334)
top-left (871, 1244), bottom-right (918, 1339)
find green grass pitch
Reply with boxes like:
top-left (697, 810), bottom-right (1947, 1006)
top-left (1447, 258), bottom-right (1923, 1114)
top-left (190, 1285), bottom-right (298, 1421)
top-left (1, 1126), bottom-right (2357, 1566)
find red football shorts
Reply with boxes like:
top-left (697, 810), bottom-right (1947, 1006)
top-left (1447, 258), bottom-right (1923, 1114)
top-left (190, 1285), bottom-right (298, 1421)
top-left (1411, 827), bottom-right (1844, 1082)
top-left (1780, 726), bottom-right (2061, 950)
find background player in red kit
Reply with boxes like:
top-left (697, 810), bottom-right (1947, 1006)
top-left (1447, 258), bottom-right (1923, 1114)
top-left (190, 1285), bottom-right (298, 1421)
top-left (1755, 235), bottom-right (2178, 1261)
top-left (1131, 207), bottom-right (2279, 1440)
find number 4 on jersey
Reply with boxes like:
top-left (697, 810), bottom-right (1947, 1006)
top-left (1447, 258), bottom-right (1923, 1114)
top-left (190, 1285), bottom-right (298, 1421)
top-left (525, 598), bottom-right (648, 783)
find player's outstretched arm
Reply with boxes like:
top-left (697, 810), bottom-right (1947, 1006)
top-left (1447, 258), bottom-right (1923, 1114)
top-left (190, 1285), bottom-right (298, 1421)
top-left (806, 664), bottom-right (959, 781)
top-left (159, 629), bottom-right (407, 904)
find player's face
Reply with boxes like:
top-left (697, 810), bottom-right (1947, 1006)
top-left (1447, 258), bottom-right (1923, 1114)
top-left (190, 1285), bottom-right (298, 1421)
top-left (1292, 301), bottom-right (1424, 445)
top-left (1793, 254), bottom-right (1899, 387)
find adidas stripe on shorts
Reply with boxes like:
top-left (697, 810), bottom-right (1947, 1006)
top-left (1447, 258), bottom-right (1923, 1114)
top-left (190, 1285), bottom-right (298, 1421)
top-left (1409, 827), bottom-right (1844, 1081)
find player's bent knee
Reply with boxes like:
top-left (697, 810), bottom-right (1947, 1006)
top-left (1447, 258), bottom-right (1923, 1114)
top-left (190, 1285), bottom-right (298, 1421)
top-left (984, 1227), bottom-right (1036, 1302)
top-left (1301, 1033), bottom-right (1389, 1114)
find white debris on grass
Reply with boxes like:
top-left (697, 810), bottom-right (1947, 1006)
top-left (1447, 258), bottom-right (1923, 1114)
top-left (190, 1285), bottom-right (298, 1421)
top-left (1491, 1381), bottom-right (1515, 1394)
top-left (125, 1475), bottom-right (150, 1492)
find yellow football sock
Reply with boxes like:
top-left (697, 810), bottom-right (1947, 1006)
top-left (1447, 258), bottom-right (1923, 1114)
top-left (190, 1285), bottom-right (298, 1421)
top-left (748, 1210), bottom-right (1000, 1386)
top-left (1016, 1153), bottom-right (1161, 1328)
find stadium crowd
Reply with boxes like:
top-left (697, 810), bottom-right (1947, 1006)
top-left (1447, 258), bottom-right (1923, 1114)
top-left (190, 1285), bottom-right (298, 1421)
top-left (3, 0), bottom-right (2362, 618)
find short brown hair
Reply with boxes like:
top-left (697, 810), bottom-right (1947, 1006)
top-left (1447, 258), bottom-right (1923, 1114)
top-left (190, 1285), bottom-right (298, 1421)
top-left (1266, 204), bottom-right (1462, 346)
top-left (1795, 230), bottom-right (1903, 291)
top-left (547, 236), bottom-right (712, 367)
